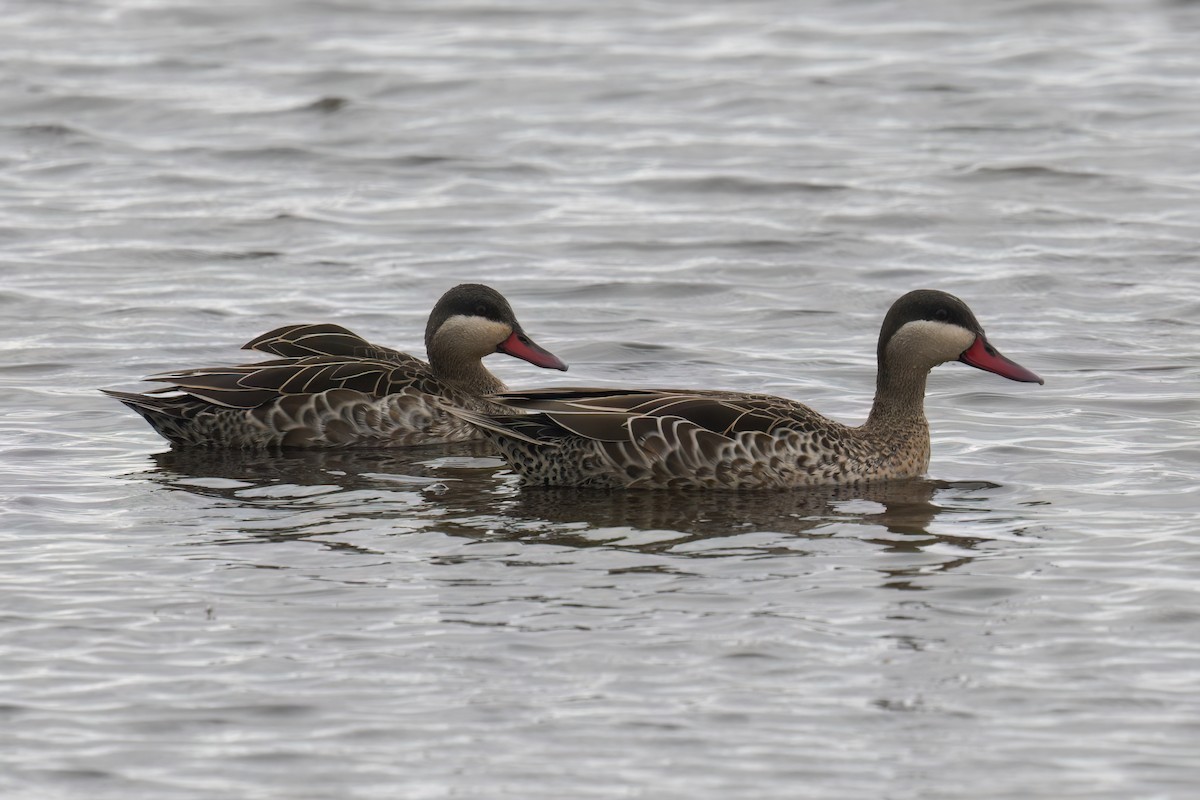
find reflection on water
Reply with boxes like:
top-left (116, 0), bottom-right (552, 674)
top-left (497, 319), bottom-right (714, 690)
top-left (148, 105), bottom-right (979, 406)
top-left (6, 0), bottom-right (1199, 794)
top-left (150, 444), bottom-right (491, 496)
top-left (144, 447), bottom-right (1003, 576)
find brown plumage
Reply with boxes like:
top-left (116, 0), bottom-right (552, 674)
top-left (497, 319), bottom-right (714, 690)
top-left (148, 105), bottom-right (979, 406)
top-left (451, 289), bottom-right (1043, 489)
top-left (104, 284), bottom-right (567, 448)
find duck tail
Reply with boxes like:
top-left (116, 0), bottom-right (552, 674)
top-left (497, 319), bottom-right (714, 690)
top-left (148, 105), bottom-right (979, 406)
top-left (442, 405), bottom-right (556, 447)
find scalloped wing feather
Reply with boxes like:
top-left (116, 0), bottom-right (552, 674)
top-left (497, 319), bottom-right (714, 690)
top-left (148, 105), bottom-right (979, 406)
top-left (146, 355), bottom-right (442, 410)
top-left (492, 389), bottom-right (814, 438)
top-left (243, 323), bottom-right (411, 363)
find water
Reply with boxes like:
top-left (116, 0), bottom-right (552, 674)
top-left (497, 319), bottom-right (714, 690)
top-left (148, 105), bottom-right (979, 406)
top-left (2, 0), bottom-right (1199, 797)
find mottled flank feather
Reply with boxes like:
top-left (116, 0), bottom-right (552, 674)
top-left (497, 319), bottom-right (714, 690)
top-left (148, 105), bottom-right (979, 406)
top-left (103, 362), bottom-right (494, 449)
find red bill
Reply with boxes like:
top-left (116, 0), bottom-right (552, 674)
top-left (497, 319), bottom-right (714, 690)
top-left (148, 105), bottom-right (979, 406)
top-left (959, 336), bottom-right (1043, 384)
top-left (497, 331), bottom-right (568, 371)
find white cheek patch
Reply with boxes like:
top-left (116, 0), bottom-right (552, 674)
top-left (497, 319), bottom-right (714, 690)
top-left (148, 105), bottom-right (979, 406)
top-left (886, 320), bottom-right (976, 368)
top-left (435, 315), bottom-right (513, 356)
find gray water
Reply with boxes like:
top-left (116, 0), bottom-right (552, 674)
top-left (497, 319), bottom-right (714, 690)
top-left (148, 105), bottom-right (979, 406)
top-left (2, 1), bottom-right (1199, 798)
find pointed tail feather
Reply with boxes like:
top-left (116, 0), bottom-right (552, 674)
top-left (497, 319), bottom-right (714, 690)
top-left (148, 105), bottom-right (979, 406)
top-left (100, 388), bottom-right (188, 418)
top-left (442, 405), bottom-right (558, 447)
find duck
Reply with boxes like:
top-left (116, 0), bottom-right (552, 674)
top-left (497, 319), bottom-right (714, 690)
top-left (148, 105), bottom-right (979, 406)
top-left (104, 283), bottom-right (568, 448)
top-left (449, 289), bottom-right (1042, 489)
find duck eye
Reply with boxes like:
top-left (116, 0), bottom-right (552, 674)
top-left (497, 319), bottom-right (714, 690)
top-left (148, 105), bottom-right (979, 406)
top-left (474, 304), bottom-right (488, 317)
top-left (934, 308), bottom-right (949, 321)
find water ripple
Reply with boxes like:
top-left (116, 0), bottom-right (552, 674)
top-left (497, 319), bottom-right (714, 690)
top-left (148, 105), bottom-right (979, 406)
top-left (2, 0), bottom-right (1200, 798)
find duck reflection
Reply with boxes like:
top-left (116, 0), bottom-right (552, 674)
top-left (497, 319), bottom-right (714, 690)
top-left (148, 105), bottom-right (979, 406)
top-left (149, 444), bottom-right (496, 498)
top-left (143, 447), bottom-right (998, 579)
top-left (494, 480), bottom-right (942, 543)
top-left (488, 478), bottom-right (999, 586)
top-left (144, 444), bottom-right (502, 554)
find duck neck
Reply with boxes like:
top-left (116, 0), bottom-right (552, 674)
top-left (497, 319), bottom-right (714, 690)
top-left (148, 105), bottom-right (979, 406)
top-left (427, 343), bottom-right (506, 395)
top-left (427, 337), bottom-right (506, 396)
top-left (864, 363), bottom-right (929, 438)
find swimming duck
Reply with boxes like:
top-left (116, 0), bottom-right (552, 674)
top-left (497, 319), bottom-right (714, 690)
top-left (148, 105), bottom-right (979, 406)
top-left (450, 289), bottom-right (1042, 489)
top-left (104, 283), bottom-right (567, 448)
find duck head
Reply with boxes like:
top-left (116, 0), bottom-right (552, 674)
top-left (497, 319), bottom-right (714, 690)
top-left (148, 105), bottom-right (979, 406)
top-left (425, 283), bottom-right (568, 371)
top-left (877, 289), bottom-right (1043, 385)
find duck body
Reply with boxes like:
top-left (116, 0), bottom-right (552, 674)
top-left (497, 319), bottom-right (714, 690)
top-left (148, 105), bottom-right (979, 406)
top-left (453, 289), bottom-right (1042, 490)
top-left (470, 387), bottom-right (930, 489)
top-left (105, 284), bottom-right (567, 449)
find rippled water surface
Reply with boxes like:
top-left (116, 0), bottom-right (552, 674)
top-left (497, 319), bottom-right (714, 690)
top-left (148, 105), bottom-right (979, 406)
top-left (2, 1), bottom-right (1199, 798)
